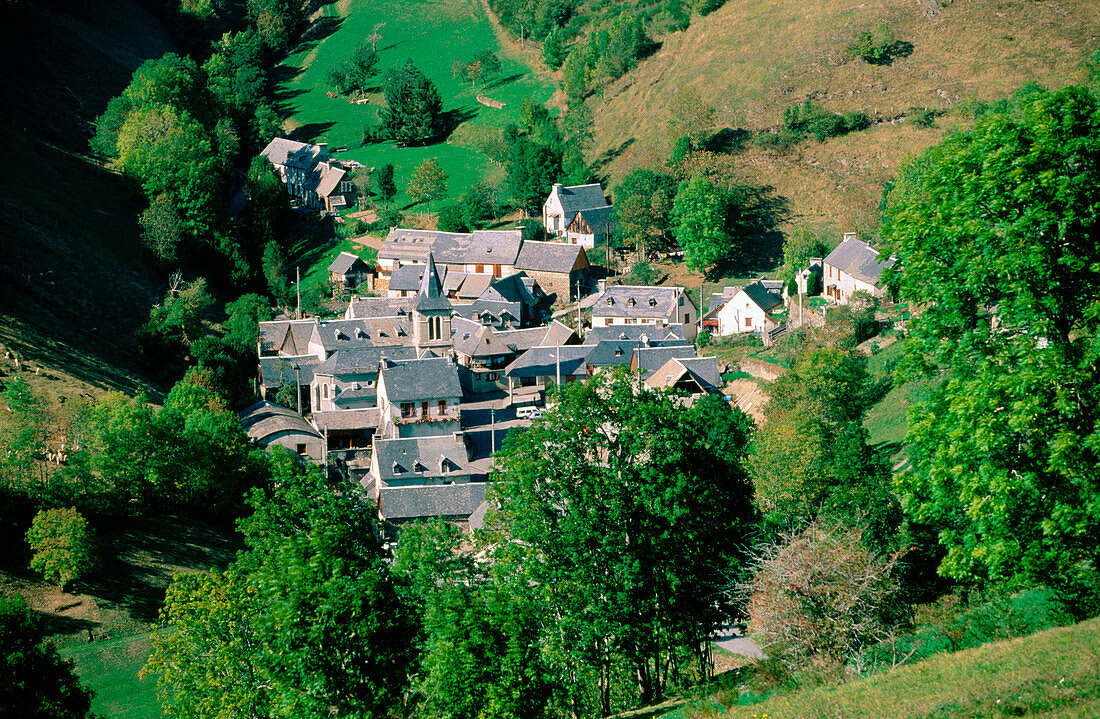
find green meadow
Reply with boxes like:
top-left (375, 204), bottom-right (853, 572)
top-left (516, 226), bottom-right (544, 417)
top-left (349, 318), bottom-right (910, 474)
top-left (277, 0), bottom-right (556, 208)
top-left (63, 633), bottom-right (160, 719)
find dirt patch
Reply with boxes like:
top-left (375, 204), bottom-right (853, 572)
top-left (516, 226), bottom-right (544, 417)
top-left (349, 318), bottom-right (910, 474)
top-left (725, 378), bottom-right (769, 425)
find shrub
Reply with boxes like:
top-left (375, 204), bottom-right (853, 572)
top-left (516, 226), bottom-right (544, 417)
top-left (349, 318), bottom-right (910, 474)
top-left (631, 259), bottom-right (657, 284)
top-left (847, 23), bottom-right (899, 65)
top-left (437, 204), bottom-right (468, 232)
top-left (743, 522), bottom-right (903, 671)
top-left (26, 507), bottom-right (96, 591)
top-left (909, 107), bottom-right (937, 127)
top-left (696, 329), bottom-right (712, 348)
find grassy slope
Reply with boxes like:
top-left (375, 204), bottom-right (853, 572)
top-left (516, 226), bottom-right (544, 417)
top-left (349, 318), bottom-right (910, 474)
top-left (696, 618), bottom-right (1100, 719)
top-left (63, 633), bottom-right (161, 719)
top-left (0, 0), bottom-right (172, 416)
top-left (277, 0), bottom-right (557, 208)
top-left (591, 0), bottom-right (1100, 233)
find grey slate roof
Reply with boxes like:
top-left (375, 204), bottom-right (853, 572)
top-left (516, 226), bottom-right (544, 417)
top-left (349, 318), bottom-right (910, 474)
top-left (314, 319), bottom-right (385, 354)
top-left (741, 281), bottom-right (783, 313)
top-left (328, 251), bottom-right (367, 275)
top-left (379, 481), bottom-right (487, 520)
top-left (554, 183), bottom-right (609, 215)
top-left (452, 322), bottom-right (567, 359)
top-left (389, 263), bottom-right (444, 292)
top-left (412, 254), bottom-right (453, 313)
top-left (381, 229), bottom-right (524, 266)
top-left (374, 434), bottom-right (471, 484)
top-left (380, 357), bottom-right (462, 401)
top-left (315, 161), bottom-right (346, 197)
top-left (572, 205), bottom-right (616, 234)
top-left (259, 319), bottom-right (316, 356)
top-left (259, 138), bottom-right (326, 170)
top-left (312, 408), bottom-right (381, 431)
top-left (592, 285), bottom-right (688, 318)
top-left (345, 296), bottom-right (413, 319)
top-left (674, 356), bottom-right (722, 389)
top-left (515, 241), bottom-right (585, 274)
top-left (585, 325), bottom-right (688, 343)
top-left (315, 346), bottom-right (418, 376)
top-left (239, 401), bottom-right (322, 443)
top-left (504, 345), bottom-right (590, 379)
top-left (824, 237), bottom-right (896, 286)
top-left (633, 345), bottom-right (698, 379)
top-left (259, 356), bottom-right (320, 389)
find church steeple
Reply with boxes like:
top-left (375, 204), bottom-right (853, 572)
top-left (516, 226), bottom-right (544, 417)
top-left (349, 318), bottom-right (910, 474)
top-left (411, 253), bottom-right (452, 351)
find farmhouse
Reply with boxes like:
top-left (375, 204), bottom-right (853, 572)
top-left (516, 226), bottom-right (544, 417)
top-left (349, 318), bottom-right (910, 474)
top-left (542, 182), bottom-right (613, 243)
top-left (259, 137), bottom-right (352, 212)
top-left (239, 400), bottom-right (324, 461)
top-left (513, 240), bottom-right (590, 300)
top-left (822, 233), bottom-right (896, 303)
top-left (707, 281), bottom-right (784, 336)
top-left (328, 251), bottom-right (374, 291)
top-left (590, 285), bottom-right (699, 342)
top-left (564, 205), bottom-right (616, 249)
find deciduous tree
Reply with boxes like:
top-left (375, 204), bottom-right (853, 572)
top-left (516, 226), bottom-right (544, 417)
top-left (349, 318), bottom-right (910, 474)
top-left (884, 85), bottom-right (1100, 607)
top-left (407, 158), bottom-right (448, 216)
top-left (26, 507), bottom-right (96, 591)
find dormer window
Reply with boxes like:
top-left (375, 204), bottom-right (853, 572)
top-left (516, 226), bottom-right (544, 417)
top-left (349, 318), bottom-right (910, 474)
top-left (614, 348), bottom-right (623, 357)
top-left (627, 298), bottom-right (636, 307)
top-left (414, 461), bottom-right (426, 473)
top-left (649, 298), bottom-right (658, 307)
top-left (606, 298), bottom-right (614, 306)
top-left (392, 462), bottom-right (404, 474)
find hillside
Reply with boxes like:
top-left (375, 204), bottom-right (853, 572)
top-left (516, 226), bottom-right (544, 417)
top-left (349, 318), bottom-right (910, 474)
top-left (0, 0), bottom-right (172, 410)
top-left (590, 0), bottom-right (1100, 234)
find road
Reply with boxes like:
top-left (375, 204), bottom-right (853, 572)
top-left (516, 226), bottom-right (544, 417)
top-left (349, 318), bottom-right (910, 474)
top-left (460, 391), bottom-right (532, 478)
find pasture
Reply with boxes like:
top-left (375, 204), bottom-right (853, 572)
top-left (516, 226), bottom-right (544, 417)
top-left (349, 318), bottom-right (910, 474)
top-left (277, 0), bottom-right (557, 209)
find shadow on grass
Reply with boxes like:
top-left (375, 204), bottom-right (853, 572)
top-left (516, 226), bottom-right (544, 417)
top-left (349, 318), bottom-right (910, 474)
top-left (82, 516), bottom-right (240, 623)
top-left (590, 137), bottom-right (635, 181)
top-left (35, 610), bottom-right (100, 635)
top-left (705, 127), bottom-right (752, 154)
top-left (485, 72), bottom-right (525, 91)
top-left (291, 121), bottom-right (338, 143)
top-left (718, 184), bottom-right (790, 278)
top-left (296, 14), bottom-right (345, 50)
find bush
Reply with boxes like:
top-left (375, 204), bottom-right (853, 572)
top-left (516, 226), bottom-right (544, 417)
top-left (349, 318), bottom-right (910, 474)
top-left (696, 329), bottom-right (712, 348)
top-left (26, 507), bottom-right (96, 591)
top-left (631, 259), bottom-right (657, 284)
top-left (437, 204), bottom-right (468, 232)
top-left (847, 23), bottom-right (899, 65)
top-left (743, 522), bottom-right (903, 671)
top-left (909, 107), bottom-right (937, 127)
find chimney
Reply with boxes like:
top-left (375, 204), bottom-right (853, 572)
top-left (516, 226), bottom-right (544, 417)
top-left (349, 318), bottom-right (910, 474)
top-left (597, 278), bottom-right (607, 294)
top-left (843, 232), bottom-right (857, 242)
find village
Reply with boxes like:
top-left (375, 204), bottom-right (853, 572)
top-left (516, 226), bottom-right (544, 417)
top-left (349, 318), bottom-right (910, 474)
top-left (244, 137), bottom-right (896, 538)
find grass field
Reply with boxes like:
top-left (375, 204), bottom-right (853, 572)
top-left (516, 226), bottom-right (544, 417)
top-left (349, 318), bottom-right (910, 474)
top-left (590, 0), bottom-right (1100, 233)
top-left (680, 617), bottom-right (1100, 719)
top-left (63, 633), bottom-right (161, 719)
top-left (277, 0), bottom-right (557, 209)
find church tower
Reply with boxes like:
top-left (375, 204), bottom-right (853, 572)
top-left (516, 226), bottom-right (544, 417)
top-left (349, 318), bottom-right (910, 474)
top-left (411, 252), bottom-right (453, 353)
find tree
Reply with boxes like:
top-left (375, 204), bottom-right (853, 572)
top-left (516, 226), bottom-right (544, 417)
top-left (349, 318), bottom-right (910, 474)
top-left (743, 522), bottom-right (902, 670)
top-left (379, 60), bottom-right (444, 146)
top-left (487, 372), bottom-right (756, 715)
top-left (779, 226), bottom-right (830, 282)
top-left (25, 508), bottom-right (96, 591)
top-left (328, 42), bottom-right (379, 95)
top-left (672, 176), bottom-right (739, 278)
top-left (614, 168), bottom-right (677, 256)
top-left (460, 182), bottom-right (497, 228)
top-left (542, 28), bottom-right (568, 69)
top-left (506, 137), bottom-right (562, 216)
top-left (144, 459), bottom-right (418, 718)
top-left (375, 163), bottom-right (397, 205)
top-left (0, 595), bottom-right (96, 719)
top-left (139, 194), bottom-right (186, 264)
top-left (883, 85), bottom-right (1100, 606)
top-left (666, 87), bottom-right (715, 147)
top-left (407, 158), bottom-right (448, 216)
top-left (437, 204), bottom-right (468, 232)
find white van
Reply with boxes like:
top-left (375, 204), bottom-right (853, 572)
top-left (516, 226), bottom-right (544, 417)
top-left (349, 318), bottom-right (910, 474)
top-left (516, 405), bottom-right (543, 420)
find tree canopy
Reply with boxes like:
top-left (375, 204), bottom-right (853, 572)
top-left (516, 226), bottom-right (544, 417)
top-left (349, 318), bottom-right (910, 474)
top-left (487, 373), bottom-right (756, 715)
top-left (380, 60), bottom-right (444, 146)
top-left (884, 84), bottom-right (1100, 607)
top-left (672, 176), bottom-right (740, 278)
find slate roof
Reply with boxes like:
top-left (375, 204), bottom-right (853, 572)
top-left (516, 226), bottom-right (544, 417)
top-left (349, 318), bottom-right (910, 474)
top-left (380, 357), bottom-right (462, 401)
top-left (665, 356), bottom-right (722, 390)
top-left (381, 229), bottom-right (524, 266)
top-left (312, 408), bottom-right (381, 431)
top-left (515, 241), bottom-right (585, 274)
top-left (585, 325), bottom-right (688, 343)
top-left (412, 254), bottom-right (453, 313)
top-left (379, 481), bottom-right (487, 520)
top-left (329, 251), bottom-right (367, 275)
top-left (313, 319), bottom-right (388, 354)
top-left (314, 346), bottom-right (417, 376)
top-left (741, 281), bottom-right (783, 313)
top-left (572, 205), bottom-right (616, 234)
top-left (259, 356), bottom-right (320, 389)
top-left (239, 401), bottom-right (322, 443)
top-left (585, 340), bottom-right (641, 368)
top-left (259, 138), bottom-right (327, 170)
top-left (824, 237), bottom-right (896, 286)
top-left (632, 345), bottom-right (698, 379)
top-left (259, 319), bottom-right (316, 356)
top-left (452, 321), bottom-right (569, 359)
top-left (389, 263), bottom-right (446, 293)
top-left (553, 183), bottom-right (609, 215)
top-left (592, 285), bottom-right (689, 318)
top-left (374, 435), bottom-right (472, 485)
top-left (315, 161), bottom-right (346, 197)
top-left (504, 345), bottom-right (590, 379)
top-left (345, 296), bottom-right (413, 319)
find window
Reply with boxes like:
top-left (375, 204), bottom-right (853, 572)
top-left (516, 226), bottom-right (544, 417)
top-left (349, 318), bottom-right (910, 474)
top-left (296, 444), bottom-right (307, 455)
top-left (429, 315), bottom-right (442, 341)
top-left (323, 384), bottom-right (328, 399)
top-left (438, 400), bottom-right (447, 414)
top-left (476, 264), bottom-right (485, 273)
top-left (606, 297), bottom-right (614, 305)
top-left (605, 318), bottom-right (613, 326)
top-left (494, 264), bottom-right (502, 278)
top-left (651, 298), bottom-right (658, 307)
top-left (628, 298), bottom-right (635, 307)
top-left (485, 372), bottom-right (498, 381)
top-left (678, 296), bottom-right (684, 306)
top-left (684, 314), bottom-right (689, 324)
top-left (421, 401), bottom-right (429, 417)
top-left (401, 402), bottom-right (414, 418)
top-left (745, 317), bottom-right (753, 328)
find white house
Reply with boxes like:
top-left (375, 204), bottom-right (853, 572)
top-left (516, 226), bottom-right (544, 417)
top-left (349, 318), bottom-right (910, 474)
top-left (590, 285), bottom-right (698, 342)
top-left (822, 233), bottom-right (895, 303)
top-left (542, 183), bottom-right (612, 239)
top-left (712, 281), bottom-right (783, 336)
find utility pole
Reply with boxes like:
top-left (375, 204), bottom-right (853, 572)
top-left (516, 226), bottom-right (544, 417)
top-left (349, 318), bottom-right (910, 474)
top-left (293, 364), bottom-right (301, 414)
top-left (576, 279), bottom-right (582, 333)
top-left (555, 344), bottom-right (561, 387)
top-left (296, 266), bottom-right (301, 319)
top-left (490, 406), bottom-right (496, 455)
